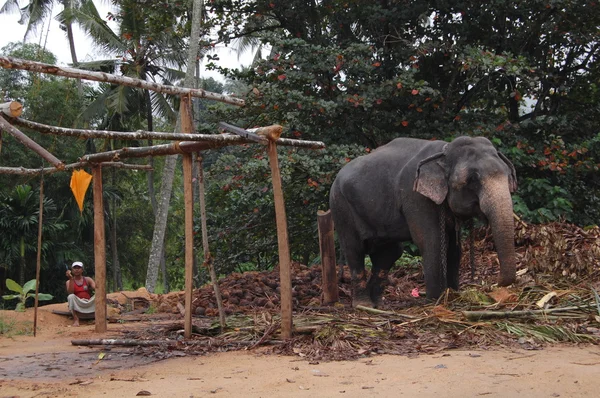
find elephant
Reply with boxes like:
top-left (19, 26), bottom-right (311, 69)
top-left (329, 136), bottom-right (517, 307)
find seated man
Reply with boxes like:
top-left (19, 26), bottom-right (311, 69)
top-left (65, 261), bottom-right (96, 326)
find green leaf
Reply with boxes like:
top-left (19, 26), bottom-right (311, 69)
top-left (5, 279), bottom-right (23, 294)
top-left (2, 294), bottom-right (20, 301)
top-left (26, 293), bottom-right (53, 301)
top-left (22, 280), bottom-right (37, 295)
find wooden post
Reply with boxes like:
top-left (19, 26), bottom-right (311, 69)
top-left (196, 153), bottom-right (226, 329)
top-left (180, 95), bottom-right (194, 339)
top-left (318, 210), bottom-right (338, 304)
top-left (92, 164), bottom-right (107, 333)
top-left (266, 140), bottom-right (293, 339)
top-left (33, 173), bottom-right (44, 337)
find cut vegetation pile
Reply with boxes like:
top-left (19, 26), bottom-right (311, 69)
top-left (112, 220), bottom-right (600, 361)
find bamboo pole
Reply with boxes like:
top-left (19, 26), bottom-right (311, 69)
top-left (0, 56), bottom-right (246, 107)
top-left (33, 172), bottom-right (44, 337)
top-left (0, 115), bottom-right (64, 169)
top-left (0, 162), bottom-right (152, 175)
top-left (196, 153), bottom-right (226, 329)
top-left (266, 139), bottom-right (293, 339)
top-left (317, 210), bottom-right (339, 304)
top-left (92, 164), bottom-right (107, 333)
top-left (180, 95), bottom-right (195, 339)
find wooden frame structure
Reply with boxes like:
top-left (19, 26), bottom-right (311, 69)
top-left (0, 56), bottom-right (325, 339)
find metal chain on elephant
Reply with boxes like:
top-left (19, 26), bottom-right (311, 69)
top-left (468, 219), bottom-right (476, 281)
top-left (439, 206), bottom-right (447, 284)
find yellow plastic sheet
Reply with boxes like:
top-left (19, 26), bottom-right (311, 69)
top-left (70, 169), bottom-right (92, 213)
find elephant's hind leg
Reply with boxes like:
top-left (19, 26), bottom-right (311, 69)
top-left (367, 242), bottom-right (403, 308)
top-left (340, 237), bottom-right (370, 308)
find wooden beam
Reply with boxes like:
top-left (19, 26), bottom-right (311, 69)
top-left (180, 95), bottom-right (195, 339)
top-left (317, 210), bottom-right (339, 304)
top-left (218, 122), bottom-right (268, 143)
top-left (7, 116), bottom-right (326, 149)
top-left (0, 56), bottom-right (246, 107)
top-left (92, 165), bottom-right (107, 333)
top-left (0, 101), bottom-right (23, 117)
top-left (0, 162), bottom-right (152, 175)
top-left (0, 115), bottom-right (64, 169)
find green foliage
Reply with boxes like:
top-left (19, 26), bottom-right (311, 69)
top-left (2, 279), bottom-right (53, 312)
top-left (200, 143), bottom-right (367, 276)
top-left (0, 314), bottom-right (32, 336)
top-left (512, 179), bottom-right (574, 223)
top-left (205, 0), bottom-right (600, 227)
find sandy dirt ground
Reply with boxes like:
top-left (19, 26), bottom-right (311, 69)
top-left (2, 304), bottom-right (600, 398)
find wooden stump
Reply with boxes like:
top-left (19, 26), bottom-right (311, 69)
top-left (318, 210), bottom-right (338, 304)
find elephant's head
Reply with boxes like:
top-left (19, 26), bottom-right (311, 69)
top-left (413, 136), bottom-right (517, 286)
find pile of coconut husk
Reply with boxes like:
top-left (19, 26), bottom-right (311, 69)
top-left (108, 220), bottom-right (600, 361)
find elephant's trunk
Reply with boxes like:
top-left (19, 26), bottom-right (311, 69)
top-left (479, 177), bottom-right (516, 286)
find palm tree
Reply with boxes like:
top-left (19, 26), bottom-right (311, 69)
top-left (0, 0), bottom-right (101, 66)
top-left (71, 0), bottom-right (193, 292)
top-left (0, 184), bottom-right (67, 285)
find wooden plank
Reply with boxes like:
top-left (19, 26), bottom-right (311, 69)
top-left (317, 210), bottom-right (339, 304)
top-left (266, 140), bottom-right (293, 339)
top-left (180, 95), bottom-right (195, 339)
top-left (92, 165), bottom-right (107, 333)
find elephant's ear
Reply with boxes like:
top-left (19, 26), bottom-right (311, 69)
top-left (413, 148), bottom-right (448, 205)
top-left (498, 151), bottom-right (518, 192)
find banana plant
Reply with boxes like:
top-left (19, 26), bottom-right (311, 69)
top-left (2, 279), bottom-right (53, 312)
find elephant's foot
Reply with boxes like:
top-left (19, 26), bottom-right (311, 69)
top-left (352, 292), bottom-right (376, 308)
top-left (351, 271), bottom-right (376, 308)
top-left (367, 269), bottom-right (390, 308)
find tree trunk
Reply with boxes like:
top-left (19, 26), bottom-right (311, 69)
top-left (145, 152), bottom-right (178, 293)
top-left (160, 240), bottom-right (169, 293)
top-left (145, 0), bottom-right (205, 293)
top-left (64, 17), bottom-right (82, 95)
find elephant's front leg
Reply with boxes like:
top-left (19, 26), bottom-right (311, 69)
top-left (408, 211), bottom-right (448, 300)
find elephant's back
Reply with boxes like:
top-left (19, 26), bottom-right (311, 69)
top-left (330, 137), bottom-right (443, 204)
top-left (339, 137), bottom-right (444, 176)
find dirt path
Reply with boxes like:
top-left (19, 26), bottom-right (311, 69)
top-left (2, 345), bottom-right (600, 397)
top-left (2, 306), bottom-right (600, 397)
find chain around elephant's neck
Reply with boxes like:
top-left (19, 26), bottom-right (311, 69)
top-left (439, 205), bottom-right (448, 286)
